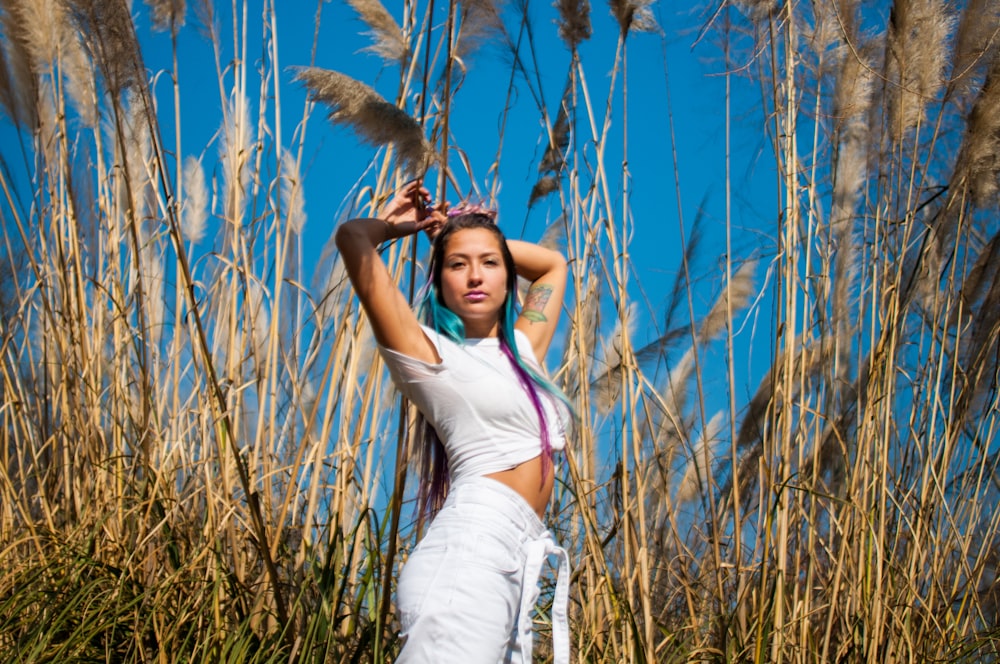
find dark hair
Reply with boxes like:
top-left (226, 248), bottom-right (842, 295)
top-left (413, 209), bottom-right (570, 520)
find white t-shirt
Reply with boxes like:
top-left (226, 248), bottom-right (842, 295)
top-left (379, 325), bottom-right (570, 484)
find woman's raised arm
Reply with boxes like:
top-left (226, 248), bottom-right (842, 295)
top-left (508, 239), bottom-right (568, 361)
top-left (334, 181), bottom-right (440, 364)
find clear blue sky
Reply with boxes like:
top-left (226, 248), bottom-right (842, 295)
top-left (144, 2), bottom-right (778, 408)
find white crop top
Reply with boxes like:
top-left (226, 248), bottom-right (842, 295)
top-left (378, 325), bottom-right (570, 484)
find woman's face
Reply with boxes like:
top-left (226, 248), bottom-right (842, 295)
top-left (439, 227), bottom-right (508, 337)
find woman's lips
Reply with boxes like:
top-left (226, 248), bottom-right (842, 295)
top-left (464, 291), bottom-right (487, 302)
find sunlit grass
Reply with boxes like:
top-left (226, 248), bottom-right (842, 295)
top-left (1, 1), bottom-right (999, 662)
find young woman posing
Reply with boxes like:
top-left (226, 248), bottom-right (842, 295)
top-left (335, 180), bottom-right (572, 663)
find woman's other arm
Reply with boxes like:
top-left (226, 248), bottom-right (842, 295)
top-left (335, 181), bottom-right (440, 363)
top-left (508, 239), bottom-right (568, 361)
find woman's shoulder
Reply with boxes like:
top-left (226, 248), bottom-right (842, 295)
top-left (378, 324), bottom-right (452, 378)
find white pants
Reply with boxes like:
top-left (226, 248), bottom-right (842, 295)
top-left (396, 476), bottom-right (570, 663)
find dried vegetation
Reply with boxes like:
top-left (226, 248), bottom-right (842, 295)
top-left (1, 0), bottom-right (999, 662)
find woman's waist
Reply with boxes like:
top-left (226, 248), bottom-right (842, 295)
top-left (446, 472), bottom-right (550, 534)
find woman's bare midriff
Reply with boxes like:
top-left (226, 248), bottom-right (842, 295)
top-left (484, 455), bottom-right (554, 518)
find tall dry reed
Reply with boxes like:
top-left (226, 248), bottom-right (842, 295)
top-left (1, 1), bottom-right (999, 662)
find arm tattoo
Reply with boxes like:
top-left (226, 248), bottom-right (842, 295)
top-left (522, 284), bottom-right (554, 323)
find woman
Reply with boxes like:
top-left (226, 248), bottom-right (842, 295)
top-left (335, 180), bottom-right (572, 663)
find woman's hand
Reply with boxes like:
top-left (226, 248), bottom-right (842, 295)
top-left (380, 181), bottom-right (436, 240)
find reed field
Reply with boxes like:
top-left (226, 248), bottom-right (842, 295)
top-left (2, 0), bottom-right (1000, 661)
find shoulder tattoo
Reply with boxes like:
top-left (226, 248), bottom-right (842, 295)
top-left (522, 284), bottom-right (553, 323)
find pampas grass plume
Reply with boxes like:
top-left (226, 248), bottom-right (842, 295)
top-left (280, 149), bottom-right (306, 235)
top-left (456, 0), bottom-right (505, 61)
top-left (949, 0), bottom-right (999, 95)
top-left (699, 260), bottom-right (756, 342)
top-left (347, 0), bottom-right (406, 64)
top-left (959, 53), bottom-right (1000, 205)
top-left (609, 0), bottom-right (659, 34)
top-left (886, 0), bottom-right (954, 139)
top-left (14, 0), bottom-right (62, 72)
top-left (675, 411), bottom-right (723, 504)
top-left (556, 0), bottom-right (591, 50)
top-left (595, 302), bottom-right (635, 413)
top-left (0, 7), bottom-right (39, 128)
top-left (62, 27), bottom-right (98, 128)
top-left (181, 155), bottom-right (207, 243)
top-left (220, 88), bottom-right (253, 225)
top-left (293, 66), bottom-right (433, 176)
top-left (146, 0), bottom-right (187, 33)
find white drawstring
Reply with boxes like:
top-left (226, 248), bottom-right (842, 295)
top-left (518, 534), bottom-right (571, 664)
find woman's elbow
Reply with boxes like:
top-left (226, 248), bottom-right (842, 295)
top-left (335, 219), bottom-right (368, 252)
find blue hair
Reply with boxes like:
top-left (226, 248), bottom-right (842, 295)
top-left (413, 212), bottom-right (573, 518)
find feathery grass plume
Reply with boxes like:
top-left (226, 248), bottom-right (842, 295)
top-left (456, 0), bottom-right (505, 63)
top-left (832, 36), bottom-right (875, 129)
top-left (141, 226), bottom-right (166, 350)
top-left (655, 346), bottom-right (695, 447)
top-left (36, 77), bottom-right (56, 159)
top-left (675, 411), bottom-right (723, 504)
top-left (956, 234), bottom-right (1000, 323)
top-left (124, 93), bottom-right (154, 222)
top-left (830, 39), bottom-right (872, 332)
top-left (563, 265), bottom-right (601, 398)
top-left (885, 0), bottom-right (954, 140)
top-left (948, 0), bottom-right (1000, 97)
top-left (955, 261), bottom-right (1000, 424)
top-left (528, 175), bottom-right (559, 207)
top-left (956, 233), bottom-right (1000, 356)
top-left (66, 0), bottom-right (145, 100)
top-left (181, 155), bottom-right (207, 243)
top-left (246, 278), bottom-right (270, 364)
top-left (913, 211), bottom-right (944, 309)
top-left (0, 31), bottom-right (13, 122)
top-left (530, 83), bottom-right (571, 208)
top-left (9, 0), bottom-right (63, 73)
top-left (311, 219), bottom-right (354, 331)
top-left (60, 24), bottom-right (97, 128)
top-left (293, 66), bottom-right (433, 176)
top-left (346, 0), bottom-right (406, 64)
top-left (191, 0), bottom-right (214, 39)
top-left (609, 0), bottom-right (659, 35)
top-left (698, 260), bottom-right (756, 342)
top-left (556, 0), bottom-right (591, 51)
top-left (594, 302), bottom-right (635, 414)
top-left (220, 88), bottom-right (253, 226)
top-left (145, 0), bottom-right (186, 34)
top-left (0, 5), bottom-right (39, 128)
top-left (280, 148), bottom-right (306, 235)
top-left (806, 0), bottom-right (842, 54)
top-left (954, 51), bottom-right (1000, 206)
top-left (538, 214), bottom-right (567, 253)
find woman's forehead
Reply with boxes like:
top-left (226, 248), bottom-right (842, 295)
top-left (444, 227), bottom-right (503, 254)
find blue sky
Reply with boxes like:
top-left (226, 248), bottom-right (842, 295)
top-left (73, 2), bottom-right (776, 410)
